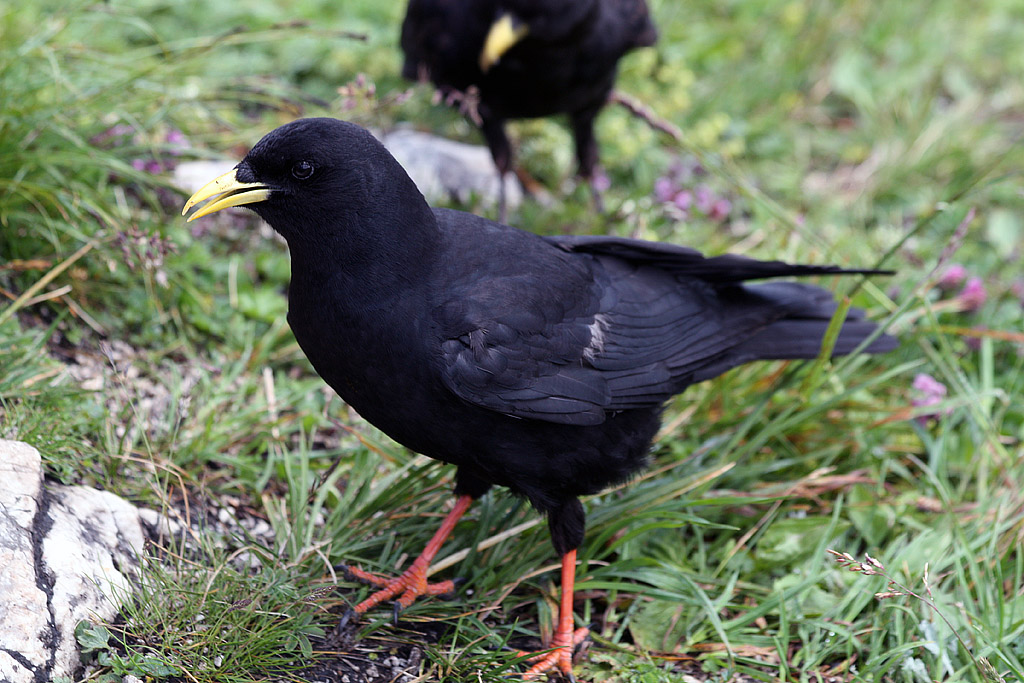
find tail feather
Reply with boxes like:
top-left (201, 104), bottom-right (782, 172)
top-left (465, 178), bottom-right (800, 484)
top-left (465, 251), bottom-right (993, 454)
top-left (552, 234), bottom-right (893, 283)
top-left (686, 282), bottom-right (897, 383)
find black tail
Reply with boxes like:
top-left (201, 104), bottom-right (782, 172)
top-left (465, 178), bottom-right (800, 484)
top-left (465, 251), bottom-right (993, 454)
top-left (551, 234), bottom-right (893, 283)
top-left (687, 281), bottom-right (897, 383)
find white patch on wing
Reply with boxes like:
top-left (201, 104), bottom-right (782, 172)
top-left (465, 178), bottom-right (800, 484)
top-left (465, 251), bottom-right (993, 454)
top-left (583, 313), bottom-right (609, 362)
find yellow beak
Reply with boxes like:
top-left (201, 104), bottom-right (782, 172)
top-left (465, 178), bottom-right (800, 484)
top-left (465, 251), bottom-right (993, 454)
top-left (479, 14), bottom-right (529, 73)
top-left (181, 168), bottom-right (271, 222)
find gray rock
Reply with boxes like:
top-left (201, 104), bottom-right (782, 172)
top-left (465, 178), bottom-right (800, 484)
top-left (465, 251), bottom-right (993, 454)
top-left (173, 126), bottom-right (520, 211)
top-left (0, 440), bottom-right (146, 683)
top-left (378, 127), bottom-right (522, 210)
top-left (172, 159), bottom-right (238, 196)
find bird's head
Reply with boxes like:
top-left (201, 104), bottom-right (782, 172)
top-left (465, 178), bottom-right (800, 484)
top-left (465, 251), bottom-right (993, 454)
top-left (479, 0), bottom-right (596, 72)
top-left (182, 118), bottom-right (429, 253)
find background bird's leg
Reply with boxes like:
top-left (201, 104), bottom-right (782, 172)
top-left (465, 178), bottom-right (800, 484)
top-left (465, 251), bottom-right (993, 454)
top-left (570, 106), bottom-right (604, 213)
top-left (343, 494), bottom-right (473, 619)
top-left (518, 549), bottom-right (590, 680)
top-left (481, 114), bottom-right (513, 222)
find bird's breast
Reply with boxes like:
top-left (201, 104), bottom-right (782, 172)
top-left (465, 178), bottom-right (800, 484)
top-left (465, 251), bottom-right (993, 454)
top-left (286, 296), bottom-right (471, 459)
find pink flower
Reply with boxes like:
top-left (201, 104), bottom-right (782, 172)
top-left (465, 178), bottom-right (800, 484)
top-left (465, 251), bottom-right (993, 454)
top-left (1011, 280), bottom-right (1024, 308)
top-left (911, 373), bottom-right (950, 424)
top-left (654, 177), bottom-right (676, 203)
top-left (957, 277), bottom-right (987, 312)
top-left (912, 373), bottom-right (946, 398)
top-left (708, 198), bottom-right (732, 221)
top-left (937, 264), bottom-right (967, 290)
top-left (165, 129), bottom-right (189, 157)
top-left (591, 168), bottom-right (611, 193)
top-left (673, 189), bottom-right (693, 211)
top-left (666, 159), bottom-right (686, 180)
top-left (694, 185), bottom-right (715, 214)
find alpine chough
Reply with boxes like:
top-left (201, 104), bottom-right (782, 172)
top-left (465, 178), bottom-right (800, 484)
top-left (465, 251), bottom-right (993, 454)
top-left (400, 0), bottom-right (658, 218)
top-left (183, 117), bottom-right (897, 680)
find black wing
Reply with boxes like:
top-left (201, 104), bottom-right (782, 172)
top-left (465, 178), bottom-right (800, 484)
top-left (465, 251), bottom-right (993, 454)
top-left (400, 0), bottom-right (493, 86)
top-left (434, 245), bottom-right (614, 426)
top-left (435, 230), bottom-right (895, 427)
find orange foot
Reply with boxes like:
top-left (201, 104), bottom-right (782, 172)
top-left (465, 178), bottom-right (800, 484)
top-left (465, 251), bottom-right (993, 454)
top-left (515, 548), bottom-right (588, 681)
top-left (337, 494), bottom-right (472, 625)
top-left (342, 562), bottom-right (462, 621)
top-left (517, 624), bottom-right (590, 681)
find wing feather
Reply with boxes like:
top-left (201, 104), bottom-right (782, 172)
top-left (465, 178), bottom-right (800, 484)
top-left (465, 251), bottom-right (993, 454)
top-left (435, 231), bottom-right (894, 425)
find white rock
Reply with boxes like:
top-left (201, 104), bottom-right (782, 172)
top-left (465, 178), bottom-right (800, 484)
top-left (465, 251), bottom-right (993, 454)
top-left (0, 441), bottom-right (48, 683)
top-left (173, 159), bottom-right (236, 195)
top-left (45, 486), bottom-right (146, 677)
top-left (379, 127), bottom-right (522, 210)
top-left (0, 440), bottom-right (146, 683)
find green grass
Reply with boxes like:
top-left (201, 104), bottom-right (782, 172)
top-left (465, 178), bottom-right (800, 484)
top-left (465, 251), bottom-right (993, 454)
top-left (3, 0), bottom-right (1024, 681)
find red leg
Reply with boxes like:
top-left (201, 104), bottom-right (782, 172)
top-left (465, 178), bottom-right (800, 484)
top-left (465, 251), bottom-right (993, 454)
top-left (344, 494), bottom-right (473, 616)
top-left (519, 549), bottom-right (590, 680)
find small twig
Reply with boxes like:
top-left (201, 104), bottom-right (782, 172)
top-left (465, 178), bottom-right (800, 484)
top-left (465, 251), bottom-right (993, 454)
top-left (428, 518), bottom-right (541, 575)
top-left (611, 90), bottom-right (834, 251)
top-left (20, 284), bottom-right (71, 307)
top-left (0, 240), bottom-right (96, 327)
top-left (827, 550), bottom-right (987, 675)
top-left (610, 91), bottom-right (683, 143)
top-left (262, 367), bottom-right (281, 439)
top-left (929, 207), bottom-right (976, 281)
top-left (435, 86), bottom-right (483, 127)
top-left (934, 326), bottom-right (1024, 344)
top-left (63, 295), bottom-right (108, 335)
top-left (0, 259), bottom-right (52, 271)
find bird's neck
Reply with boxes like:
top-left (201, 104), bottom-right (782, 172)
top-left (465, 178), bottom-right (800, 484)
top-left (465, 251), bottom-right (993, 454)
top-left (286, 202), bottom-right (441, 310)
top-left (275, 145), bottom-right (442, 310)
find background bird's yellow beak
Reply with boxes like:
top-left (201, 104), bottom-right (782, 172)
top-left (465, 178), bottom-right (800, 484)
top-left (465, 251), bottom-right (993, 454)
top-left (479, 14), bottom-right (529, 72)
top-left (181, 168), bottom-right (271, 222)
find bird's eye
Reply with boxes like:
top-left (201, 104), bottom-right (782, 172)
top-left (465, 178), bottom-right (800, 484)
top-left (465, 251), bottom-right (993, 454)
top-left (291, 160), bottom-right (315, 180)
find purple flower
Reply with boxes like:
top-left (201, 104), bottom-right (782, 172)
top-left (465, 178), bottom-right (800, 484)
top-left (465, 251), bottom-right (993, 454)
top-left (937, 264), bottom-right (967, 290)
top-left (132, 158), bottom-right (166, 175)
top-left (666, 159), bottom-right (686, 180)
top-left (91, 124), bottom-right (134, 145)
top-left (673, 189), bottom-right (693, 211)
top-left (165, 129), bottom-right (189, 157)
top-left (708, 198), bottom-right (732, 222)
top-left (1011, 280), bottom-right (1024, 308)
top-left (694, 185), bottom-right (715, 214)
top-left (913, 373), bottom-right (947, 398)
top-left (654, 177), bottom-right (676, 203)
top-left (591, 168), bottom-right (611, 194)
top-left (911, 373), bottom-right (950, 424)
top-left (957, 277), bottom-right (987, 312)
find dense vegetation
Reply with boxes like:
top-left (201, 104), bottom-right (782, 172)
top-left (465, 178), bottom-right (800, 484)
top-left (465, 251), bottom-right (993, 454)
top-left (2, 0), bottom-right (1023, 680)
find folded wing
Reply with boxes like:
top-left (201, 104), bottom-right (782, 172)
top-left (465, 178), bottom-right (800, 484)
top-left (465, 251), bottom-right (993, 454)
top-left (437, 234), bottom-right (896, 426)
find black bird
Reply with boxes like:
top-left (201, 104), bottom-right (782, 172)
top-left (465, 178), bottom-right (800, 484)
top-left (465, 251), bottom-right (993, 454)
top-left (183, 118), bottom-right (896, 680)
top-left (400, 0), bottom-right (658, 219)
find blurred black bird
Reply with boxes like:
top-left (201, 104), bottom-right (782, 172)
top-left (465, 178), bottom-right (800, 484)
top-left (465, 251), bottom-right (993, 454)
top-left (183, 118), bottom-right (896, 680)
top-left (400, 0), bottom-right (658, 219)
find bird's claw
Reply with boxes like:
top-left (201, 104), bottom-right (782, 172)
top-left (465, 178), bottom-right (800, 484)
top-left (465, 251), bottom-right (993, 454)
top-left (392, 600), bottom-right (403, 625)
top-left (335, 608), bottom-right (358, 634)
top-left (517, 626), bottom-right (590, 681)
top-left (343, 561), bottom-right (462, 617)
